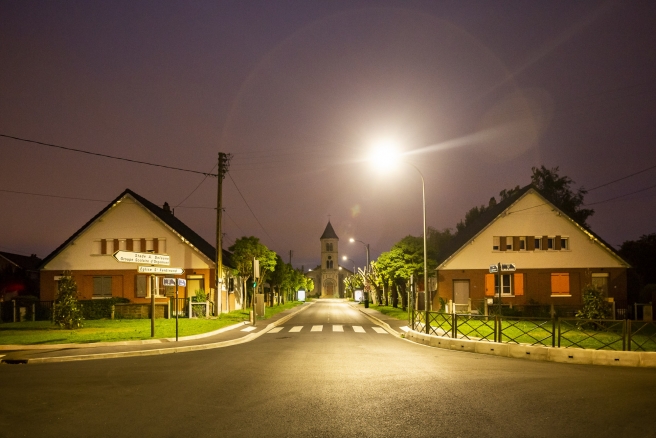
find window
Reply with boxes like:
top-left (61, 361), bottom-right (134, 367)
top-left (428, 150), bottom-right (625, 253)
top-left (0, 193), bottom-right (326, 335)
top-left (591, 273), bottom-right (609, 296)
top-left (158, 238), bottom-right (166, 254)
top-left (326, 243), bottom-right (333, 252)
top-left (506, 238), bottom-right (513, 251)
top-left (534, 237), bottom-right (542, 250)
top-left (136, 275), bottom-right (147, 298)
top-left (519, 237), bottom-right (526, 251)
top-left (133, 238), bottom-right (141, 252)
top-left (493, 236), bottom-right (500, 251)
top-left (326, 259), bottom-right (334, 269)
top-left (560, 237), bottom-right (569, 250)
top-left (547, 237), bottom-right (555, 250)
top-left (551, 273), bottom-right (570, 295)
top-left (495, 274), bottom-right (513, 296)
top-left (92, 240), bottom-right (101, 255)
top-left (93, 276), bottom-right (112, 298)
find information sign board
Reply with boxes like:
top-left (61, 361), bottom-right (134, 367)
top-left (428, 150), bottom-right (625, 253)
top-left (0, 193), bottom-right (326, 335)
top-left (113, 251), bottom-right (170, 266)
top-left (137, 266), bottom-right (184, 275)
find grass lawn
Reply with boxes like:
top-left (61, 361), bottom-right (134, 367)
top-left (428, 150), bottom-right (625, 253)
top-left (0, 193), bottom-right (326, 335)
top-left (367, 304), bottom-right (411, 322)
top-left (0, 301), bottom-right (303, 345)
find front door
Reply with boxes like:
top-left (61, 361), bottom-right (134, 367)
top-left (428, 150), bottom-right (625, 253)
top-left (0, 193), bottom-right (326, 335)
top-left (453, 280), bottom-right (470, 313)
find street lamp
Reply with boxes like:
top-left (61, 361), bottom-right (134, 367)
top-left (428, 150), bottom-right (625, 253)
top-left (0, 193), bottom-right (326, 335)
top-left (342, 255), bottom-right (356, 275)
top-left (370, 145), bottom-right (429, 313)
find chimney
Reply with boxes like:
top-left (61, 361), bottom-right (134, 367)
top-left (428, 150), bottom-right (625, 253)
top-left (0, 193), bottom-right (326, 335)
top-left (163, 202), bottom-right (171, 214)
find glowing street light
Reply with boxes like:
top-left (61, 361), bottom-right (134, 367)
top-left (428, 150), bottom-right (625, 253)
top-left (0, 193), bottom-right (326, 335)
top-left (369, 143), bottom-right (430, 312)
top-left (342, 255), bottom-right (356, 275)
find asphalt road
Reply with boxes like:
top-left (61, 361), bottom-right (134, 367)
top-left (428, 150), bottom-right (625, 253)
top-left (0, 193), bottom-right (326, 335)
top-left (1, 299), bottom-right (656, 437)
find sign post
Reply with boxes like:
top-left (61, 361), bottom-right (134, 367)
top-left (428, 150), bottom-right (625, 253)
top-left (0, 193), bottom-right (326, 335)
top-left (151, 274), bottom-right (156, 337)
top-left (492, 263), bottom-right (517, 318)
top-left (177, 279), bottom-right (186, 341)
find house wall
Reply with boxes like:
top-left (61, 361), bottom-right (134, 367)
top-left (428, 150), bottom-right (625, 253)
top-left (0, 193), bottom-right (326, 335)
top-left (434, 267), bottom-right (627, 309)
top-left (440, 192), bottom-right (627, 270)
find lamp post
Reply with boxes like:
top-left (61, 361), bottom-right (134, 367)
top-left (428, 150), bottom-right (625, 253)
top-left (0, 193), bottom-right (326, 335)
top-left (343, 256), bottom-right (357, 300)
top-left (349, 238), bottom-right (370, 307)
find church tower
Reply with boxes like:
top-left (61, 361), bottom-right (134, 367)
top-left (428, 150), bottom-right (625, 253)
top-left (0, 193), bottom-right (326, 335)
top-left (320, 221), bottom-right (339, 297)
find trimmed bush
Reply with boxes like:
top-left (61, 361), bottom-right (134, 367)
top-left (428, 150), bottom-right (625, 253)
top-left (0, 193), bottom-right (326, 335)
top-left (79, 298), bottom-right (130, 319)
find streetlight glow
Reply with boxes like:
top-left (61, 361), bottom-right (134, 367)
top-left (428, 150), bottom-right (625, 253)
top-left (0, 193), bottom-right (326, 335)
top-left (369, 140), bottom-right (400, 171)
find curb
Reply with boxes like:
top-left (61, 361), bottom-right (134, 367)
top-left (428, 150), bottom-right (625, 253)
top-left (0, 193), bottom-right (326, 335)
top-left (1, 302), bottom-right (314, 364)
top-left (350, 303), bottom-right (402, 337)
top-left (405, 329), bottom-right (656, 368)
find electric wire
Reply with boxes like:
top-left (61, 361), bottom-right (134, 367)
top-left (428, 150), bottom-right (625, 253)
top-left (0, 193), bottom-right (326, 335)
top-left (587, 164), bottom-right (656, 192)
top-left (227, 173), bottom-right (277, 247)
top-left (585, 183), bottom-right (656, 206)
top-left (0, 134), bottom-right (218, 177)
top-left (174, 164), bottom-right (218, 208)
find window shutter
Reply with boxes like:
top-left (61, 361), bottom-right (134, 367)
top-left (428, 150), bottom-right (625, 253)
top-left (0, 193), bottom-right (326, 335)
top-left (527, 236), bottom-right (535, 251)
top-left (153, 238), bottom-right (159, 253)
top-left (551, 273), bottom-right (570, 294)
top-left (101, 239), bottom-right (107, 255)
top-left (542, 236), bottom-right (548, 251)
top-left (136, 275), bottom-right (147, 298)
top-left (127, 239), bottom-right (133, 251)
top-left (514, 273), bottom-right (524, 296)
top-left (513, 236), bottom-right (520, 250)
top-left (103, 277), bottom-right (112, 297)
top-left (93, 277), bottom-right (103, 296)
top-left (555, 236), bottom-right (562, 250)
top-left (485, 274), bottom-right (495, 296)
top-left (499, 237), bottom-right (506, 251)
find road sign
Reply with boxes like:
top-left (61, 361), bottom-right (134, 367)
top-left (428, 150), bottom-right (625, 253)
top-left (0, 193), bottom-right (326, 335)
top-left (162, 278), bottom-right (176, 287)
top-left (113, 251), bottom-right (170, 266)
top-left (137, 266), bottom-right (184, 275)
top-left (489, 265), bottom-right (498, 273)
top-left (501, 263), bottom-right (516, 272)
top-left (177, 279), bottom-right (186, 287)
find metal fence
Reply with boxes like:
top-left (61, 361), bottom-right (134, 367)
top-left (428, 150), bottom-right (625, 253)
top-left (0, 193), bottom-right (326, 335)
top-left (412, 311), bottom-right (656, 352)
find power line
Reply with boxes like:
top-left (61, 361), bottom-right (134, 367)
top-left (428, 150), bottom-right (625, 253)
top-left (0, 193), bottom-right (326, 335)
top-left (587, 163), bottom-right (656, 192)
top-left (227, 173), bottom-right (277, 247)
top-left (174, 164), bottom-right (218, 208)
top-left (0, 189), bottom-right (109, 203)
top-left (0, 134), bottom-right (218, 177)
top-left (585, 183), bottom-right (656, 206)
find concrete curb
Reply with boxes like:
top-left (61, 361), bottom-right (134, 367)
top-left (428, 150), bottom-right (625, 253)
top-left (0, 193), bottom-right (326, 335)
top-left (2, 302), bottom-right (314, 364)
top-left (350, 303), bottom-right (402, 337)
top-left (0, 321), bottom-right (250, 351)
top-left (405, 329), bottom-right (656, 368)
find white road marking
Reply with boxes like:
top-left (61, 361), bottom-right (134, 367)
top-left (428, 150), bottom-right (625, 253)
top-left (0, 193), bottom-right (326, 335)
top-left (372, 327), bottom-right (387, 334)
top-left (268, 327), bottom-right (284, 333)
top-left (311, 325), bottom-right (323, 332)
top-left (333, 325), bottom-right (343, 332)
top-left (399, 326), bottom-right (410, 332)
top-left (353, 326), bottom-right (365, 333)
top-left (289, 326), bottom-right (303, 332)
top-left (241, 326), bottom-right (257, 332)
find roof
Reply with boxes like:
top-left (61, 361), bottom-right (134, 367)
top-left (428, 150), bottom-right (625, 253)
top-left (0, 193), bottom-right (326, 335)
top-left (437, 184), bottom-right (629, 268)
top-left (320, 221), bottom-right (339, 240)
top-left (0, 252), bottom-right (42, 271)
top-left (40, 189), bottom-right (233, 269)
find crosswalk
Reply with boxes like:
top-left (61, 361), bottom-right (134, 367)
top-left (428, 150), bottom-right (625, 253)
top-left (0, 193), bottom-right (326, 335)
top-left (255, 325), bottom-right (389, 334)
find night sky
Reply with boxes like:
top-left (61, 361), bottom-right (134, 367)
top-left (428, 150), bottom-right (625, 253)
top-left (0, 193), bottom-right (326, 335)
top-left (2, 1), bottom-right (655, 270)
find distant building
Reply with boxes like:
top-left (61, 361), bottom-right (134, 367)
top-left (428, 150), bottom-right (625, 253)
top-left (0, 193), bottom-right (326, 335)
top-left (39, 189), bottom-right (240, 313)
top-left (0, 252), bottom-right (41, 300)
top-left (305, 221), bottom-right (352, 298)
top-left (435, 185), bottom-right (629, 316)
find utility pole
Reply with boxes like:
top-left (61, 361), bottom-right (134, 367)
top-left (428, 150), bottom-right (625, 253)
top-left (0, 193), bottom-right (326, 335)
top-left (216, 152), bottom-right (231, 316)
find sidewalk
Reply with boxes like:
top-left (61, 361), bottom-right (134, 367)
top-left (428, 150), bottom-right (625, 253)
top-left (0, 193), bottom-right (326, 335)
top-left (0, 302), bottom-right (314, 364)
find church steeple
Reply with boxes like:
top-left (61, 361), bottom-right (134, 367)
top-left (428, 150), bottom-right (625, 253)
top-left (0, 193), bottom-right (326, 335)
top-left (320, 221), bottom-right (339, 240)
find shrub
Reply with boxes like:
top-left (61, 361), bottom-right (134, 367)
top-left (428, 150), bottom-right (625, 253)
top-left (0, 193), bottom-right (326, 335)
top-left (577, 284), bottom-right (612, 320)
top-left (79, 297), bottom-right (130, 319)
top-left (192, 288), bottom-right (208, 303)
top-left (54, 273), bottom-right (83, 329)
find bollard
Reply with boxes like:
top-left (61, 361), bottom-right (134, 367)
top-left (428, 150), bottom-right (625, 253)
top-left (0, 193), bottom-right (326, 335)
top-left (111, 305), bottom-right (115, 320)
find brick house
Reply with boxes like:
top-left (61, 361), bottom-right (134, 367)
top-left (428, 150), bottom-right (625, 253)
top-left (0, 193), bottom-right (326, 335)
top-left (40, 189), bottom-right (240, 313)
top-left (434, 185), bottom-right (629, 315)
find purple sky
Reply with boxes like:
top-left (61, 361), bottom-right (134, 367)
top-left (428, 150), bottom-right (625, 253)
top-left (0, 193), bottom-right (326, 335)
top-left (1, 1), bottom-right (655, 270)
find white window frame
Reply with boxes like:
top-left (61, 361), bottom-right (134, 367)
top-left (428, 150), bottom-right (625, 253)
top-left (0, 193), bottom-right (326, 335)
top-left (493, 236), bottom-right (500, 251)
top-left (519, 237), bottom-right (526, 251)
top-left (506, 238), bottom-right (513, 251)
top-left (547, 237), bottom-right (555, 250)
top-left (560, 237), bottom-right (570, 251)
top-left (495, 274), bottom-right (513, 296)
top-left (534, 237), bottom-right (542, 251)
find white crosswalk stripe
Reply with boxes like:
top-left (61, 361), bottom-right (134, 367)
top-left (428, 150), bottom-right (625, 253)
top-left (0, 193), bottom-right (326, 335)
top-left (270, 325), bottom-right (394, 334)
top-left (289, 326), bottom-right (303, 332)
top-left (352, 326), bottom-right (365, 333)
top-left (241, 326), bottom-right (257, 332)
top-left (333, 325), bottom-right (343, 332)
top-left (311, 325), bottom-right (323, 332)
top-left (268, 327), bottom-right (283, 333)
top-left (372, 327), bottom-right (387, 334)
top-left (399, 326), bottom-right (410, 332)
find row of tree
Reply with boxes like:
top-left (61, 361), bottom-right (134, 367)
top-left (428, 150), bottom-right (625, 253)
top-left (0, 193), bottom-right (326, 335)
top-left (228, 236), bottom-right (313, 307)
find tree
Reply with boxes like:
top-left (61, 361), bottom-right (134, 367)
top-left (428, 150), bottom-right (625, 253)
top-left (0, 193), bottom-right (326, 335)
top-left (54, 273), bottom-right (83, 329)
top-left (530, 165), bottom-right (593, 227)
top-left (576, 284), bottom-right (612, 320)
top-left (619, 233), bottom-right (656, 303)
top-left (228, 236), bottom-right (277, 307)
top-left (426, 227), bottom-right (453, 261)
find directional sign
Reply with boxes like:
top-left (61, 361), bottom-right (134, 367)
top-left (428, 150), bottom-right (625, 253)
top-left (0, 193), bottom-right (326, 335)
top-left (113, 251), bottom-right (170, 266)
top-left (501, 263), bottom-right (516, 272)
top-left (489, 265), bottom-right (498, 273)
top-left (162, 278), bottom-right (176, 287)
top-left (137, 266), bottom-right (184, 275)
top-left (177, 279), bottom-right (186, 287)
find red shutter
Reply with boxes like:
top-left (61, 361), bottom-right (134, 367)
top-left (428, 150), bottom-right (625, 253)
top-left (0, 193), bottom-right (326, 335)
top-left (101, 239), bottom-right (107, 255)
top-left (514, 273), bottom-right (524, 296)
top-left (485, 274), bottom-right (495, 296)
